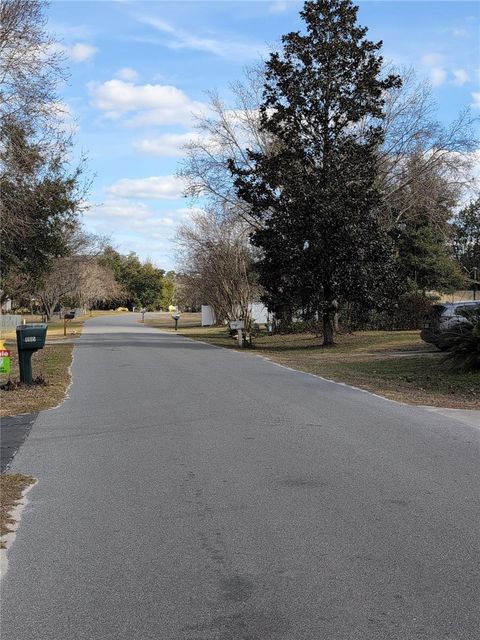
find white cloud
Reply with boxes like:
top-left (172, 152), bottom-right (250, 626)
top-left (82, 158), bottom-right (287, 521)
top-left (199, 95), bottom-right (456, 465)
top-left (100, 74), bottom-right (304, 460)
top-left (453, 69), bottom-right (469, 86)
top-left (86, 199), bottom-right (153, 220)
top-left (430, 67), bottom-right (447, 87)
top-left (116, 67), bottom-right (138, 81)
top-left (421, 52), bottom-right (444, 67)
top-left (472, 92), bottom-right (480, 109)
top-left (269, 2), bottom-right (289, 13)
top-left (91, 80), bottom-right (183, 112)
top-left (134, 132), bottom-right (201, 156)
top-left (123, 206), bottom-right (202, 233)
top-left (134, 14), bottom-right (267, 61)
top-left (48, 41), bottom-right (97, 63)
top-left (70, 43), bottom-right (97, 62)
top-left (107, 175), bottom-right (185, 200)
top-left (452, 28), bottom-right (468, 37)
top-left (89, 79), bottom-right (206, 127)
top-left (420, 53), bottom-right (447, 87)
top-left (84, 202), bottom-right (203, 269)
top-left (87, 199), bottom-right (200, 227)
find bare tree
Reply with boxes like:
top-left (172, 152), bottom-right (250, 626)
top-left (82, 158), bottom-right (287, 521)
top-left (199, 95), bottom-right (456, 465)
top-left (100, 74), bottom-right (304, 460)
top-left (36, 257), bottom-right (83, 320)
top-left (35, 257), bottom-right (121, 319)
top-left (0, 0), bottom-right (66, 128)
top-left (179, 65), bottom-right (271, 228)
top-left (376, 67), bottom-right (477, 226)
top-left (34, 230), bottom-right (122, 319)
top-left (175, 211), bottom-right (259, 331)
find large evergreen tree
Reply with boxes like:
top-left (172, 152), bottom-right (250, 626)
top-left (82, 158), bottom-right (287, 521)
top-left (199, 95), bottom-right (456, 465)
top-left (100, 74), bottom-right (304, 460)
top-left (0, 118), bottom-right (83, 289)
top-left (229, 0), bottom-right (401, 344)
top-left (390, 157), bottom-right (466, 293)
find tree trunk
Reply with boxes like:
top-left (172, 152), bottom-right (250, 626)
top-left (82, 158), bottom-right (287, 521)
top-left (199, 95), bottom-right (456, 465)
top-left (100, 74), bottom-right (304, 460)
top-left (40, 297), bottom-right (54, 321)
top-left (322, 299), bottom-right (338, 347)
top-left (322, 311), bottom-right (335, 346)
top-left (333, 302), bottom-right (340, 333)
top-left (277, 305), bottom-right (294, 333)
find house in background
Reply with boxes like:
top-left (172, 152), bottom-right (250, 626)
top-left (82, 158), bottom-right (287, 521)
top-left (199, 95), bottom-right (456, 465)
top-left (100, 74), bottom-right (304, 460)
top-left (201, 302), bottom-right (270, 327)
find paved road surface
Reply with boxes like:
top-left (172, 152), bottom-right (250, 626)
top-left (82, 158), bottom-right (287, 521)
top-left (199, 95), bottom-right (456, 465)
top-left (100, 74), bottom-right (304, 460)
top-left (2, 314), bottom-right (479, 639)
top-left (0, 413), bottom-right (37, 472)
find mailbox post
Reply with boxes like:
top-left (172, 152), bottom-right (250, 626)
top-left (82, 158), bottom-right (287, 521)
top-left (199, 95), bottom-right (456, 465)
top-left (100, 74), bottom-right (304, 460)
top-left (16, 323), bottom-right (48, 384)
top-left (229, 320), bottom-right (245, 348)
top-left (64, 310), bottom-right (75, 336)
top-left (172, 313), bottom-right (180, 331)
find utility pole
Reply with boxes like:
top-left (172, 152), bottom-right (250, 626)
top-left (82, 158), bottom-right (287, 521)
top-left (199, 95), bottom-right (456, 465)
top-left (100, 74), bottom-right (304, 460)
top-left (473, 266), bottom-right (478, 301)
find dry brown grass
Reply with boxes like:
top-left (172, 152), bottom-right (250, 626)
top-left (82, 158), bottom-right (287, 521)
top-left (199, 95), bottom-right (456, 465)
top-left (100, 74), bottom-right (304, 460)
top-left (145, 311), bottom-right (202, 331)
top-left (0, 343), bottom-right (74, 416)
top-left (0, 474), bottom-right (36, 546)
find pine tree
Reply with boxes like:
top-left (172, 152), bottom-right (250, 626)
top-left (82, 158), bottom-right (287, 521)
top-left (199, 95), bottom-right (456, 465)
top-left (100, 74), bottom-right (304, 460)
top-left (229, 0), bottom-right (401, 345)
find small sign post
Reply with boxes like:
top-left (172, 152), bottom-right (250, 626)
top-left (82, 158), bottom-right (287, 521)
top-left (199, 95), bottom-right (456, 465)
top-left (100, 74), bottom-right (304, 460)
top-left (0, 348), bottom-right (12, 376)
top-left (229, 320), bottom-right (245, 348)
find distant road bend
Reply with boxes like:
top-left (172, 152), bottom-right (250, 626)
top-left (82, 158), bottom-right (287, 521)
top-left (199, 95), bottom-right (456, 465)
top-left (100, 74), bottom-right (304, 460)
top-left (2, 313), bottom-right (479, 640)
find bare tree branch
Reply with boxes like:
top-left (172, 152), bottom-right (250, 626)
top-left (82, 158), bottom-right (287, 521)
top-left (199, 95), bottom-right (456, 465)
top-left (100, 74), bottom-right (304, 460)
top-left (175, 210), bottom-right (259, 328)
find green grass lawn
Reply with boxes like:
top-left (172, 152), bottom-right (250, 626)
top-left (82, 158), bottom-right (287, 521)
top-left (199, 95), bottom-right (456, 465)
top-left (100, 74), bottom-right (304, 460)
top-left (146, 315), bottom-right (479, 409)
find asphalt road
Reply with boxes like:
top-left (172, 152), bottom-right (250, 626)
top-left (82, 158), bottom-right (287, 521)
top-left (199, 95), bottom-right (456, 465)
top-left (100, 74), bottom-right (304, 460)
top-left (2, 314), bottom-right (479, 640)
top-left (0, 413), bottom-right (37, 472)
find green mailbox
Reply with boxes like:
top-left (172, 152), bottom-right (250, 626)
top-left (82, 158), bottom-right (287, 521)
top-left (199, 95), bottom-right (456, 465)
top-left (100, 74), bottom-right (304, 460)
top-left (16, 323), bottom-right (48, 384)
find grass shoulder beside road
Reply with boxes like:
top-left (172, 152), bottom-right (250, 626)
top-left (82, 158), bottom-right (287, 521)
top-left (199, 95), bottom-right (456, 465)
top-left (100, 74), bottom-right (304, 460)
top-left (146, 313), bottom-right (479, 409)
top-left (0, 474), bottom-right (36, 548)
top-left (0, 343), bottom-right (74, 417)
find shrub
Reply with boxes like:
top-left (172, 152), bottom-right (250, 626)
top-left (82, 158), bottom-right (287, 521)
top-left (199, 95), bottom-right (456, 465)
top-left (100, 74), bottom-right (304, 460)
top-left (392, 291), bottom-right (440, 330)
top-left (340, 291), bottom-right (439, 331)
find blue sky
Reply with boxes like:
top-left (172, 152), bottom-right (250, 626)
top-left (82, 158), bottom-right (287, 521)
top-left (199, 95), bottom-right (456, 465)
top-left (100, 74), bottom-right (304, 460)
top-left (47, 0), bottom-right (480, 270)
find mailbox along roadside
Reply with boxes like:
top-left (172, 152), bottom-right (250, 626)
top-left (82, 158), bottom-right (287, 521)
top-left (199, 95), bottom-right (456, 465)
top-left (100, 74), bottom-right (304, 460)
top-left (16, 324), bottom-right (48, 385)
